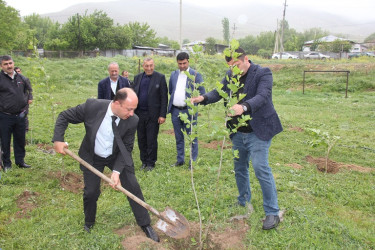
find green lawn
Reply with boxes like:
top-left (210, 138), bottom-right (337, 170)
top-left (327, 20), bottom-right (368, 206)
top-left (0, 56), bottom-right (374, 249)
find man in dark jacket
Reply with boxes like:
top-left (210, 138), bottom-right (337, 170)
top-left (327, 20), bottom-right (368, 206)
top-left (98, 62), bottom-right (130, 100)
top-left (191, 48), bottom-right (283, 230)
top-left (132, 58), bottom-right (168, 171)
top-left (52, 88), bottom-right (159, 241)
top-left (0, 56), bottom-right (33, 172)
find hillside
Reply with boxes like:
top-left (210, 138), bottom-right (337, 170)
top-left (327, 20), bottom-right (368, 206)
top-left (41, 1), bottom-right (374, 43)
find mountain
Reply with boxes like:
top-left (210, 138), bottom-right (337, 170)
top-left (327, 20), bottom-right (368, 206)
top-left (41, 0), bottom-right (374, 42)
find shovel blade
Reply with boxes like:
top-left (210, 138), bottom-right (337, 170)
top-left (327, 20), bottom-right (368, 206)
top-left (155, 206), bottom-right (190, 239)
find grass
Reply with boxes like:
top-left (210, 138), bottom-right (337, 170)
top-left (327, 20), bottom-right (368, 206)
top-left (0, 55), bottom-right (374, 249)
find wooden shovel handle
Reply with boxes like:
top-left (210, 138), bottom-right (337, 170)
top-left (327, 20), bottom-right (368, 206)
top-left (63, 148), bottom-right (164, 218)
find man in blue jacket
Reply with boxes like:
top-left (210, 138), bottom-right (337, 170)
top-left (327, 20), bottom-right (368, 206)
top-left (191, 48), bottom-right (282, 230)
top-left (98, 62), bottom-right (130, 100)
top-left (168, 52), bottom-right (205, 168)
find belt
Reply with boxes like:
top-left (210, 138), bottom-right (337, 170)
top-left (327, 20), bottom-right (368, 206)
top-left (172, 105), bottom-right (187, 110)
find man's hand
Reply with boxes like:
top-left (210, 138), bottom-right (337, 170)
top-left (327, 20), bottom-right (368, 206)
top-left (28, 100), bottom-right (33, 104)
top-left (158, 117), bottom-right (166, 124)
top-left (191, 96), bottom-right (204, 104)
top-left (110, 172), bottom-right (120, 189)
top-left (229, 104), bottom-right (244, 116)
top-left (53, 141), bottom-right (68, 155)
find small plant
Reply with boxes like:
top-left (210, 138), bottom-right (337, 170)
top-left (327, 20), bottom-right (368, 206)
top-left (306, 128), bottom-right (340, 173)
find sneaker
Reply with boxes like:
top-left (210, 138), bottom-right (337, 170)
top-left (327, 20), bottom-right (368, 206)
top-left (262, 215), bottom-right (280, 230)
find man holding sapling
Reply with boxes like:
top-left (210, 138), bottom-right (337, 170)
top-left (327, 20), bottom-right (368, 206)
top-left (191, 47), bottom-right (283, 230)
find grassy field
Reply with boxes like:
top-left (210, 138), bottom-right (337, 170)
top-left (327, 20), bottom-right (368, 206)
top-left (0, 55), bottom-right (374, 249)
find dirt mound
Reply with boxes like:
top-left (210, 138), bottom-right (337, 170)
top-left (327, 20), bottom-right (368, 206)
top-left (49, 171), bottom-right (84, 193)
top-left (199, 140), bottom-right (232, 150)
top-left (162, 129), bottom-right (175, 135)
top-left (36, 143), bottom-right (55, 154)
top-left (116, 220), bottom-right (249, 249)
top-left (15, 190), bottom-right (39, 219)
top-left (285, 163), bottom-right (304, 170)
top-left (305, 155), bottom-right (374, 174)
top-left (288, 126), bottom-right (304, 132)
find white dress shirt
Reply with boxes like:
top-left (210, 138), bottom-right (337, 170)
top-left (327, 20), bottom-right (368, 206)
top-left (172, 68), bottom-right (189, 107)
top-left (110, 78), bottom-right (118, 95)
top-left (94, 103), bottom-right (119, 158)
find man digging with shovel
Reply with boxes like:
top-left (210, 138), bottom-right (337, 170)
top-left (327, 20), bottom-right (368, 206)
top-left (52, 88), bottom-right (160, 242)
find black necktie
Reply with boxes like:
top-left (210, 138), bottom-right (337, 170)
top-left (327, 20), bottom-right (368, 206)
top-left (111, 116), bottom-right (133, 171)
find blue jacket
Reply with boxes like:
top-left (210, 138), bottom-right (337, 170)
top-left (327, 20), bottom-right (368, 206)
top-left (168, 68), bottom-right (205, 113)
top-left (98, 76), bottom-right (130, 100)
top-left (203, 62), bottom-right (283, 141)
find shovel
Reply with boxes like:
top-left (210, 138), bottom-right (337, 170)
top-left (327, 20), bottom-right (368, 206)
top-left (64, 148), bottom-right (190, 239)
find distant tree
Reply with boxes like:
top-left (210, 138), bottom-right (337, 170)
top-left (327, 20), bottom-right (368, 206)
top-left (205, 37), bottom-right (216, 55)
top-left (257, 48), bottom-right (272, 59)
top-left (238, 35), bottom-right (258, 55)
top-left (319, 40), bottom-right (351, 52)
top-left (302, 28), bottom-right (330, 42)
top-left (222, 17), bottom-right (230, 44)
top-left (364, 32), bottom-right (375, 42)
top-left (126, 21), bottom-right (158, 47)
top-left (23, 14), bottom-right (55, 48)
top-left (255, 31), bottom-right (274, 52)
top-left (0, 0), bottom-right (22, 50)
top-left (158, 36), bottom-right (180, 50)
top-left (183, 38), bottom-right (190, 44)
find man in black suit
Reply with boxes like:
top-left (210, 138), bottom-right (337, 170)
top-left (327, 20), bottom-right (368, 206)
top-left (98, 62), bottom-right (130, 100)
top-left (132, 58), bottom-right (168, 171)
top-left (52, 88), bottom-right (159, 242)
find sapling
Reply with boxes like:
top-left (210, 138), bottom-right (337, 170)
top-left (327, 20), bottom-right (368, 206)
top-left (307, 128), bottom-right (340, 173)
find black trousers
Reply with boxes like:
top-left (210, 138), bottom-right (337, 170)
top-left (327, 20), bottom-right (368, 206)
top-left (82, 154), bottom-right (151, 227)
top-left (0, 112), bottom-right (26, 166)
top-left (136, 111), bottom-right (160, 166)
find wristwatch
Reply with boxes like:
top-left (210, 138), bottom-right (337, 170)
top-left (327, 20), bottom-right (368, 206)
top-left (241, 104), bottom-right (247, 112)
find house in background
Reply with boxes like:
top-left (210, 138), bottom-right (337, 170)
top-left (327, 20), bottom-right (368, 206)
top-left (302, 35), bottom-right (364, 52)
top-left (182, 41), bottom-right (228, 53)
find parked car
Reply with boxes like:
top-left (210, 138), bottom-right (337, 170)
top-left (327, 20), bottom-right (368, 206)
top-left (304, 52), bottom-right (330, 60)
top-left (272, 52), bottom-right (298, 59)
top-left (348, 52), bottom-right (375, 59)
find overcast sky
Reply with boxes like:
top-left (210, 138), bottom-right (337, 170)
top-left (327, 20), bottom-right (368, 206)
top-left (5, 0), bottom-right (375, 22)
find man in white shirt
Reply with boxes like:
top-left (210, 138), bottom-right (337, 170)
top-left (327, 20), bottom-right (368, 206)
top-left (167, 52), bottom-right (205, 168)
top-left (97, 62), bottom-right (130, 100)
top-left (52, 88), bottom-right (159, 242)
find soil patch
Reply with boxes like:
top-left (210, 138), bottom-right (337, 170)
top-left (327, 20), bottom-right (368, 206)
top-left (285, 163), bottom-right (304, 170)
top-left (162, 129), bottom-right (175, 135)
top-left (305, 155), bottom-right (374, 174)
top-left (49, 171), bottom-right (84, 193)
top-left (36, 143), bottom-right (55, 155)
top-left (15, 190), bottom-right (40, 219)
top-left (199, 140), bottom-right (232, 150)
top-left (288, 126), bottom-right (304, 132)
top-left (116, 220), bottom-right (249, 249)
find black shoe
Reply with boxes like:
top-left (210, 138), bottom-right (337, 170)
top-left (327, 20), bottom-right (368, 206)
top-left (141, 225), bottom-right (160, 242)
top-left (262, 215), bottom-right (280, 230)
top-left (17, 162), bottom-right (31, 168)
top-left (145, 165), bottom-right (154, 171)
top-left (140, 163), bottom-right (147, 170)
top-left (84, 224), bottom-right (94, 233)
top-left (3, 164), bottom-right (12, 172)
top-left (170, 161), bottom-right (184, 167)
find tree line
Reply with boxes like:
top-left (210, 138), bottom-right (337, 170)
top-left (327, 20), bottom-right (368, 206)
top-left (1, 0), bottom-right (374, 56)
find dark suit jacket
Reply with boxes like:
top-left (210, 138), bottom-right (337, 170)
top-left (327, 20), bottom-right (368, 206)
top-left (168, 68), bottom-right (205, 113)
top-left (203, 62), bottom-right (283, 141)
top-left (98, 76), bottom-right (130, 100)
top-left (52, 99), bottom-right (138, 174)
top-left (132, 71), bottom-right (168, 119)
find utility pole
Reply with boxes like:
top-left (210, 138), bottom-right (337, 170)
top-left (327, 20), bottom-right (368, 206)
top-left (180, 0), bottom-right (182, 49)
top-left (279, 0), bottom-right (287, 58)
top-left (274, 20), bottom-right (279, 54)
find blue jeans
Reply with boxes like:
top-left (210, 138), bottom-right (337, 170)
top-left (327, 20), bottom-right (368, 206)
top-left (171, 107), bottom-right (198, 163)
top-left (231, 132), bottom-right (279, 215)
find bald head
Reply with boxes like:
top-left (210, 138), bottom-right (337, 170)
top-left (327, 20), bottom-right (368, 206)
top-left (112, 88), bottom-right (138, 119)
